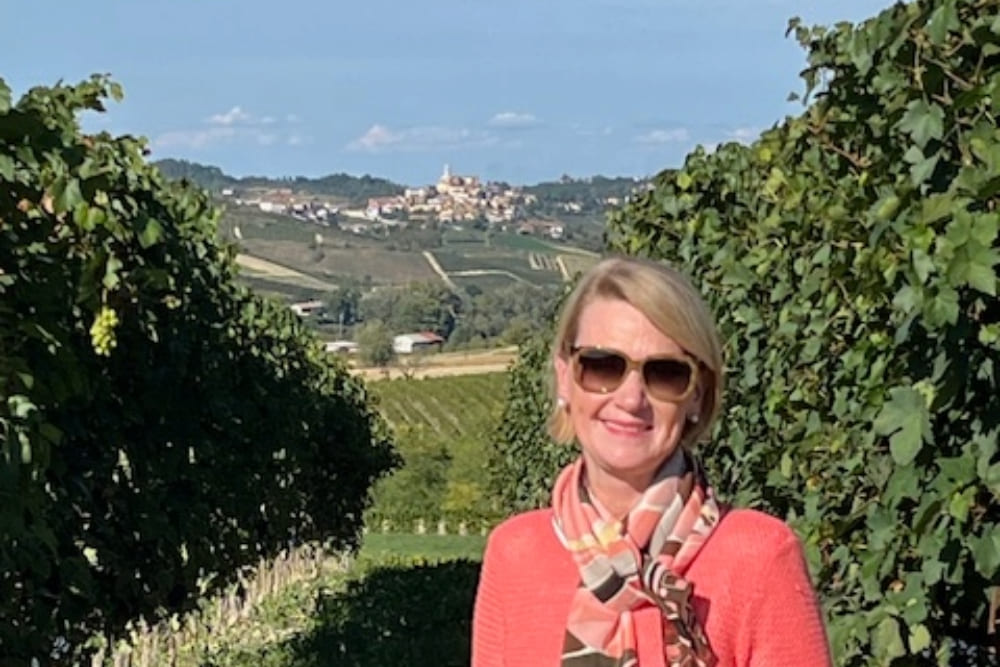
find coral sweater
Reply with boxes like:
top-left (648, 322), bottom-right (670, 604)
top-left (472, 507), bottom-right (832, 667)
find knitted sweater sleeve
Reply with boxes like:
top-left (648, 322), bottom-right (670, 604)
top-left (740, 531), bottom-right (832, 666)
top-left (471, 533), bottom-right (505, 667)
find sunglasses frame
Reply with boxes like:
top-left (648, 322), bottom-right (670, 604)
top-left (569, 345), bottom-right (700, 402)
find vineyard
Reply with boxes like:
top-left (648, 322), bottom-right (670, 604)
top-left (366, 373), bottom-right (508, 529)
top-left (371, 373), bottom-right (506, 439)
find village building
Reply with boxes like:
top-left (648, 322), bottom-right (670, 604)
top-left (324, 340), bottom-right (359, 355)
top-left (392, 331), bottom-right (445, 354)
top-left (289, 300), bottom-right (327, 317)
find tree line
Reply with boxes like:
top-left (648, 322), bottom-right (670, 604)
top-left (319, 280), bottom-right (563, 365)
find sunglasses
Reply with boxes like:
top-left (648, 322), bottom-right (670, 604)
top-left (569, 346), bottom-right (700, 402)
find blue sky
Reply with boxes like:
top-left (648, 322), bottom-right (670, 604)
top-left (5, 1), bottom-right (892, 185)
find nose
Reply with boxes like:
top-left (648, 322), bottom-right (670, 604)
top-left (612, 366), bottom-right (648, 411)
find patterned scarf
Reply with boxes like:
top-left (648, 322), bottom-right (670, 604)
top-left (551, 449), bottom-right (721, 667)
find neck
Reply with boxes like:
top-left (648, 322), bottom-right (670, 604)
top-left (584, 467), bottom-right (652, 520)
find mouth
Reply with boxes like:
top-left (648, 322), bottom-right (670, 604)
top-left (601, 419), bottom-right (651, 436)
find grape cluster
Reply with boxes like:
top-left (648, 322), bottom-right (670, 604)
top-left (89, 306), bottom-right (119, 357)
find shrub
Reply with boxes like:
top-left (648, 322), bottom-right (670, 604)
top-left (0, 76), bottom-right (395, 662)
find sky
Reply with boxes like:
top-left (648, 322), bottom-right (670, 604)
top-left (4, 1), bottom-right (893, 186)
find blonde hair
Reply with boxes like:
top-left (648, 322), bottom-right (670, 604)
top-left (547, 256), bottom-right (724, 448)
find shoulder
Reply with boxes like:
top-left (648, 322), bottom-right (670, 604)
top-left (484, 509), bottom-right (560, 562)
top-left (701, 507), bottom-right (803, 565)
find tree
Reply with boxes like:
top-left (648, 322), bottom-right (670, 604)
top-left (357, 320), bottom-right (396, 367)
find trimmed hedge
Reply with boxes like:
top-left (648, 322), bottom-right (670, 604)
top-left (488, 1), bottom-right (999, 664)
top-left (0, 76), bottom-right (396, 662)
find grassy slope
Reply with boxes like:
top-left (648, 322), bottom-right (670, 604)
top-left (204, 534), bottom-right (486, 667)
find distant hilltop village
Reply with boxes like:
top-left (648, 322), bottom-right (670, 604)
top-left (225, 165), bottom-right (582, 240)
top-left (372, 164), bottom-right (530, 225)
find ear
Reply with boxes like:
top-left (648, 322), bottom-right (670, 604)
top-left (687, 375), bottom-right (706, 420)
top-left (554, 353), bottom-right (572, 405)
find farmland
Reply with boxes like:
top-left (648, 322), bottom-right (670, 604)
top-left (220, 204), bottom-right (599, 303)
top-left (371, 372), bottom-right (506, 439)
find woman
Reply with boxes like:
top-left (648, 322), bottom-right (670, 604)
top-left (472, 256), bottom-right (831, 666)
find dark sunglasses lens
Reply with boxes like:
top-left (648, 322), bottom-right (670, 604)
top-left (644, 358), bottom-right (693, 399)
top-left (577, 351), bottom-right (627, 392)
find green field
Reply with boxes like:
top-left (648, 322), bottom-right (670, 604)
top-left (450, 273), bottom-right (520, 291)
top-left (220, 206), bottom-right (591, 297)
top-left (432, 250), bottom-right (562, 285)
top-left (370, 373), bottom-right (506, 439)
top-left (360, 533), bottom-right (487, 561)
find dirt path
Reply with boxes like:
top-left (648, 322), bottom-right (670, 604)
top-left (236, 254), bottom-right (339, 291)
top-left (350, 346), bottom-right (518, 380)
top-left (421, 251), bottom-right (457, 289)
top-left (352, 361), bottom-right (511, 380)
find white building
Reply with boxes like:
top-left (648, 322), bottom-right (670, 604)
top-left (289, 300), bottom-right (326, 317)
top-left (392, 331), bottom-right (445, 354)
top-left (324, 340), bottom-right (359, 355)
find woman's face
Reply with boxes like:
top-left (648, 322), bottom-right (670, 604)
top-left (555, 297), bottom-right (703, 494)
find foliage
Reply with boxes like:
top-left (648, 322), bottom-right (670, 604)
top-left (360, 281), bottom-right (461, 338)
top-left (355, 320), bottom-right (396, 366)
top-left (523, 174), bottom-right (652, 215)
top-left (489, 1), bottom-right (1000, 664)
top-left (0, 76), bottom-right (396, 662)
top-left (154, 158), bottom-right (405, 204)
top-left (488, 329), bottom-right (575, 512)
top-left (368, 374), bottom-right (507, 527)
top-left (366, 423), bottom-right (452, 526)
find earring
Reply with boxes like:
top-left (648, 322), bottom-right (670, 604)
top-left (557, 397), bottom-right (567, 410)
top-left (687, 412), bottom-right (700, 424)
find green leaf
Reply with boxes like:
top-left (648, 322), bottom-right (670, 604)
top-left (0, 154), bottom-right (14, 181)
top-left (52, 177), bottom-right (84, 213)
top-left (927, 2), bottom-right (960, 44)
top-left (909, 153), bottom-right (940, 186)
top-left (920, 193), bottom-right (955, 224)
top-left (0, 79), bottom-right (10, 113)
top-left (138, 218), bottom-right (164, 249)
top-left (948, 244), bottom-right (999, 296)
top-left (909, 623), bottom-right (932, 653)
top-left (925, 286), bottom-right (959, 327)
top-left (969, 531), bottom-right (1000, 578)
top-left (970, 214), bottom-right (999, 247)
top-left (874, 387), bottom-right (931, 465)
top-left (103, 255), bottom-right (124, 290)
top-left (7, 394), bottom-right (37, 419)
top-left (898, 100), bottom-right (945, 149)
top-left (872, 616), bottom-right (906, 660)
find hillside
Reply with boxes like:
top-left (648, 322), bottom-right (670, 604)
top-left (154, 158), bottom-right (405, 204)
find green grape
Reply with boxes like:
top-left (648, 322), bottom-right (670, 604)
top-left (89, 306), bottom-right (120, 356)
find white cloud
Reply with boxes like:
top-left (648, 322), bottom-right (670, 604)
top-left (347, 123), bottom-right (499, 153)
top-left (488, 111), bottom-right (538, 128)
top-left (207, 106), bottom-right (252, 126)
top-left (727, 126), bottom-right (761, 143)
top-left (634, 128), bottom-right (690, 145)
top-left (153, 106), bottom-right (307, 150)
top-left (153, 126), bottom-right (238, 149)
